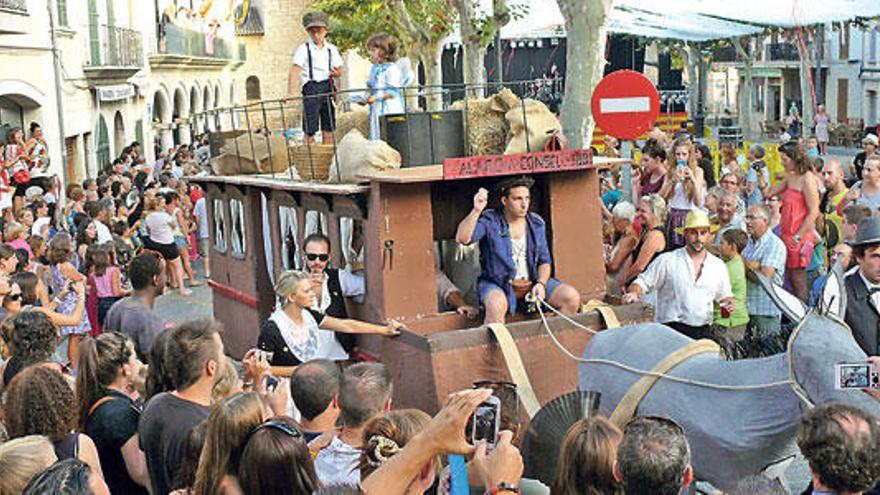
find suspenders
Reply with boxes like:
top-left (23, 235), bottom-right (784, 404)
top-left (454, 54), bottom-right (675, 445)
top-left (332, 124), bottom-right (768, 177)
top-left (305, 43), bottom-right (333, 82)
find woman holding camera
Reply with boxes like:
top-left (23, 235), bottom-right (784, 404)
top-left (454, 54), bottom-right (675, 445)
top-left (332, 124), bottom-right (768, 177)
top-left (256, 270), bottom-right (402, 377)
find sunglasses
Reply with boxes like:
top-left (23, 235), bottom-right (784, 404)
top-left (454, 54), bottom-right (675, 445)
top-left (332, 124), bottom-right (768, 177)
top-left (6, 293), bottom-right (20, 301)
top-left (306, 253), bottom-right (329, 262)
top-left (249, 420), bottom-right (302, 441)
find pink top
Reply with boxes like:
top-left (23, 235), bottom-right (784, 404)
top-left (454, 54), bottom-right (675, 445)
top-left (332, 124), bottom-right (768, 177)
top-left (780, 187), bottom-right (814, 269)
top-left (5, 238), bottom-right (32, 259)
top-left (91, 265), bottom-right (120, 298)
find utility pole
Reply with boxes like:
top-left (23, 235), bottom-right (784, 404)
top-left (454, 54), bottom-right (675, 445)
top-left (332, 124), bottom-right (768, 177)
top-left (47, 0), bottom-right (70, 188)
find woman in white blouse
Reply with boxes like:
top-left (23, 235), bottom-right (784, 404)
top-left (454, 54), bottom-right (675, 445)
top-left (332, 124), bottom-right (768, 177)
top-left (257, 270), bottom-right (402, 377)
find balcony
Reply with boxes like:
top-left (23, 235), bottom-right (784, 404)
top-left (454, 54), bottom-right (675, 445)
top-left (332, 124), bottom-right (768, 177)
top-left (150, 23), bottom-right (246, 70)
top-left (0, 0), bottom-right (28, 35)
top-left (0, 0), bottom-right (26, 14)
top-left (766, 42), bottom-right (800, 62)
top-left (83, 25), bottom-right (144, 84)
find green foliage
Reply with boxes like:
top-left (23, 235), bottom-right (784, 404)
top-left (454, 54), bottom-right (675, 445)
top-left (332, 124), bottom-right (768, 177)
top-left (311, 0), bottom-right (454, 57)
top-left (468, 1), bottom-right (528, 46)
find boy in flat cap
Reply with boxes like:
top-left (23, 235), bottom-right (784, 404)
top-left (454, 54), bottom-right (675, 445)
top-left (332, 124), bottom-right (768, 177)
top-left (288, 11), bottom-right (343, 144)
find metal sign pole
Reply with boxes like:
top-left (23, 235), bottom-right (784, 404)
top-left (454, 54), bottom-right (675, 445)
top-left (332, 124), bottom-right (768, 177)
top-left (621, 140), bottom-right (633, 203)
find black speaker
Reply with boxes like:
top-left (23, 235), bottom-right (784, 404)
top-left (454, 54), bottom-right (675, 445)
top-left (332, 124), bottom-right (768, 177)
top-left (380, 110), bottom-right (465, 167)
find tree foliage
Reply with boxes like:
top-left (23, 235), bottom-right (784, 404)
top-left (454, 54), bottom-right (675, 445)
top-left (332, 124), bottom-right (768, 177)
top-left (311, 0), bottom-right (454, 58)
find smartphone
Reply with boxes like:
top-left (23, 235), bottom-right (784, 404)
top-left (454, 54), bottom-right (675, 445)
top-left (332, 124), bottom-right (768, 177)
top-left (470, 396), bottom-right (501, 448)
top-left (835, 362), bottom-right (879, 390)
top-left (257, 350), bottom-right (274, 364)
top-left (265, 374), bottom-right (280, 392)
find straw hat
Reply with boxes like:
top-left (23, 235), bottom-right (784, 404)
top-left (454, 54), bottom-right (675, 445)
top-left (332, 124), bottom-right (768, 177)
top-left (674, 209), bottom-right (719, 235)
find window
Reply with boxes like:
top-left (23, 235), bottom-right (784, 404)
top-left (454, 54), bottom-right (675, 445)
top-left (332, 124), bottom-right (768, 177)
top-left (213, 198), bottom-right (227, 253)
top-left (57, 0), bottom-right (68, 26)
top-left (230, 197), bottom-right (246, 258)
top-left (339, 217), bottom-right (364, 269)
top-left (279, 205), bottom-right (300, 270)
top-left (246, 76), bottom-right (261, 101)
top-left (304, 210), bottom-right (328, 237)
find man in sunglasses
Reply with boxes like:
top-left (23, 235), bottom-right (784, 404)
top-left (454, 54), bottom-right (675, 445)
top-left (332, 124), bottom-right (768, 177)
top-left (302, 233), bottom-right (364, 353)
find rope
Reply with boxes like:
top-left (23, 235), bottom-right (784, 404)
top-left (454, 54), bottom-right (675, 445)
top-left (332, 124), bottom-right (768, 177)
top-left (534, 298), bottom-right (813, 398)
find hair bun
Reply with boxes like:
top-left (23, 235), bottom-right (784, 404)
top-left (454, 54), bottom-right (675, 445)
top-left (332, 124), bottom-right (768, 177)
top-left (365, 435), bottom-right (400, 467)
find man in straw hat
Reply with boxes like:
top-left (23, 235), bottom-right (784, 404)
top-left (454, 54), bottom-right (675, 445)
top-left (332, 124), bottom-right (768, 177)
top-left (287, 11), bottom-right (343, 144)
top-left (456, 175), bottom-right (581, 324)
top-left (844, 217), bottom-right (880, 356)
top-left (623, 209), bottom-right (735, 340)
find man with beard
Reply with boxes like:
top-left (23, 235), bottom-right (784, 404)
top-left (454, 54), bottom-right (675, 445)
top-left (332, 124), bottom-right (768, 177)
top-left (623, 209), bottom-right (734, 339)
top-left (456, 175), bottom-right (581, 324)
top-left (103, 252), bottom-right (168, 361)
top-left (821, 159), bottom-right (849, 249)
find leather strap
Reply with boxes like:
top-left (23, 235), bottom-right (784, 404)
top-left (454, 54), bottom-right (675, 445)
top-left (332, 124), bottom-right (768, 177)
top-left (486, 323), bottom-right (542, 419)
top-left (88, 396), bottom-right (117, 418)
top-left (582, 299), bottom-right (620, 329)
top-left (609, 339), bottom-right (720, 429)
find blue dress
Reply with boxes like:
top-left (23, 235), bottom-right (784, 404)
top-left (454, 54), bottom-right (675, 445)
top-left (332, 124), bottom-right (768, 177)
top-left (52, 265), bottom-right (90, 336)
top-left (367, 62), bottom-right (406, 140)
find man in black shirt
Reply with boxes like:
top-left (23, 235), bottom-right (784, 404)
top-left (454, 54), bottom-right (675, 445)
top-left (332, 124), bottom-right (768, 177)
top-left (852, 134), bottom-right (878, 183)
top-left (290, 359), bottom-right (342, 442)
top-left (139, 319), bottom-right (225, 495)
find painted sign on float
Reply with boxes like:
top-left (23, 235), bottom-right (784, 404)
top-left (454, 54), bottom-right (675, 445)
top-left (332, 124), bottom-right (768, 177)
top-left (442, 149), bottom-right (593, 180)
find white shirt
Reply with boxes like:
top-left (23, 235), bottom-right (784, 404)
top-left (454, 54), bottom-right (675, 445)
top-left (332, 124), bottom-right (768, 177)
top-left (511, 235), bottom-right (528, 280)
top-left (859, 269), bottom-right (880, 312)
top-left (144, 212), bottom-right (174, 244)
top-left (314, 436), bottom-right (361, 487)
top-left (292, 41), bottom-right (343, 84)
top-left (633, 247), bottom-right (733, 326)
top-left (310, 268), bottom-right (365, 313)
top-left (95, 219), bottom-right (113, 244)
top-left (31, 216), bottom-right (50, 237)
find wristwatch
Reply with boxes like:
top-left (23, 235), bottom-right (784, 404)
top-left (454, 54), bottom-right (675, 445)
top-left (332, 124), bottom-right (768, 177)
top-left (485, 483), bottom-right (519, 494)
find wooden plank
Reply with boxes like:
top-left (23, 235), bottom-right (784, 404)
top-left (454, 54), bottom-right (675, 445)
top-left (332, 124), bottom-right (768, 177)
top-left (191, 174), bottom-right (370, 194)
top-left (359, 165), bottom-right (444, 183)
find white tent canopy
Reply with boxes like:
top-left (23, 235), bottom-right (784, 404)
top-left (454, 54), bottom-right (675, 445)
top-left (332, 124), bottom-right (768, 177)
top-left (482, 0), bottom-right (880, 41)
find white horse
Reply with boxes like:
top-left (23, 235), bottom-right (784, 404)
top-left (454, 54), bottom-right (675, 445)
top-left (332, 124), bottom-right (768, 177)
top-left (578, 265), bottom-right (879, 491)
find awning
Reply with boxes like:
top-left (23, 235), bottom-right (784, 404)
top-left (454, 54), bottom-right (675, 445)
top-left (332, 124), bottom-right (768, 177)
top-left (462, 0), bottom-right (880, 42)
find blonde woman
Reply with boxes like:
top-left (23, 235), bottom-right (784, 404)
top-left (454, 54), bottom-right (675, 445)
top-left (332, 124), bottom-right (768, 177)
top-left (622, 194), bottom-right (667, 287)
top-left (257, 270), bottom-right (402, 377)
top-left (0, 435), bottom-right (58, 495)
top-left (660, 137), bottom-right (705, 249)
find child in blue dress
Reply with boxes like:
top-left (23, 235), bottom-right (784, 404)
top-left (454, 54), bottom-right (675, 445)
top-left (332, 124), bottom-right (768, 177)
top-left (362, 33), bottom-right (412, 141)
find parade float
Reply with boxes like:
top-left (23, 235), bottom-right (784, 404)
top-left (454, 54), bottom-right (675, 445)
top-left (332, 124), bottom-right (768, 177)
top-left (191, 81), bottom-right (650, 417)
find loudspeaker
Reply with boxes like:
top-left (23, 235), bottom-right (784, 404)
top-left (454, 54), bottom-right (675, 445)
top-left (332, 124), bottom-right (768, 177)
top-left (380, 110), bottom-right (465, 167)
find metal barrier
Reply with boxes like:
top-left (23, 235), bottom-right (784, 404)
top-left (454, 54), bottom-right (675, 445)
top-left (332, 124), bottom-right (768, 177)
top-left (182, 78), bottom-right (565, 183)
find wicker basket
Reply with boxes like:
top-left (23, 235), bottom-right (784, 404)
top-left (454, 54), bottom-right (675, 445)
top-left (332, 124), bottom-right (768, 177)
top-left (293, 144), bottom-right (335, 181)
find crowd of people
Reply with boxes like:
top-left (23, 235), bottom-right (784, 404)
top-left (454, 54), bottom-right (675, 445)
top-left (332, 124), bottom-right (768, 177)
top-left (600, 127), bottom-right (880, 359)
top-left (2, 86), bottom-right (880, 494)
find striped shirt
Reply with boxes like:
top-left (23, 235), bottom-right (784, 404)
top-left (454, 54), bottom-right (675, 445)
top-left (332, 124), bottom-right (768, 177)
top-left (742, 231), bottom-right (787, 317)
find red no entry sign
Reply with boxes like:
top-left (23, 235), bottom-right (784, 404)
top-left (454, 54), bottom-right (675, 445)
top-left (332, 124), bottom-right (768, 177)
top-left (591, 70), bottom-right (660, 140)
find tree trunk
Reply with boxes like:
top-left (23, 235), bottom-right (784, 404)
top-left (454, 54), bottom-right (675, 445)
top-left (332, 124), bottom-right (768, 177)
top-left (420, 47), bottom-right (444, 111)
top-left (800, 28), bottom-right (815, 135)
top-left (558, 0), bottom-right (613, 150)
top-left (734, 37), bottom-right (756, 140)
top-left (684, 44), bottom-right (699, 119)
top-left (464, 42), bottom-right (487, 96)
